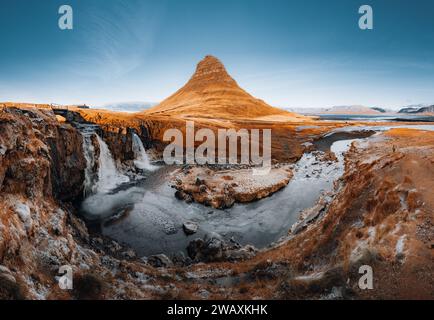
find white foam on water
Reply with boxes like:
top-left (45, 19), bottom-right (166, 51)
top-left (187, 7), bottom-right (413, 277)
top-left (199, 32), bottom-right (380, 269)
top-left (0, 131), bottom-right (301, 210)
top-left (95, 134), bottom-right (129, 194)
top-left (132, 133), bottom-right (157, 171)
top-left (82, 134), bottom-right (97, 197)
top-left (81, 187), bottom-right (144, 220)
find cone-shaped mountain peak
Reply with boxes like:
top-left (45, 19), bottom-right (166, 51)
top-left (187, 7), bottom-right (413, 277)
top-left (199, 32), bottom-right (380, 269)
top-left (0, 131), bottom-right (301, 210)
top-left (145, 56), bottom-right (306, 121)
top-left (188, 55), bottom-right (237, 87)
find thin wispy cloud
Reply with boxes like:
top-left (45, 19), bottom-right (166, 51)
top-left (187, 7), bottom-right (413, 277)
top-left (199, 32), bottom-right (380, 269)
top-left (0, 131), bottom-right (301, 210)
top-left (67, 0), bottom-right (166, 81)
top-left (1, 0), bottom-right (433, 107)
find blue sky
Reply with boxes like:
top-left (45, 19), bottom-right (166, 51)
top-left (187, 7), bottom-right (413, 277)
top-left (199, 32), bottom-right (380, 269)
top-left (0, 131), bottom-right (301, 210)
top-left (0, 0), bottom-right (433, 109)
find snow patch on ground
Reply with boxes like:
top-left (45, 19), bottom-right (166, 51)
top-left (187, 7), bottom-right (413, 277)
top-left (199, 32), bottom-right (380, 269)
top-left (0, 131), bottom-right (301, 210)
top-left (367, 227), bottom-right (376, 239)
top-left (25, 275), bottom-right (49, 300)
top-left (350, 226), bottom-right (377, 262)
top-left (395, 235), bottom-right (407, 261)
top-left (49, 208), bottom-right (66, 235)
top-left (0, 144), bottom-right (6, 155)
top-left (392, 223), bottom-right (402, 235)
top-left (14, 202), bottom-right (33, 231)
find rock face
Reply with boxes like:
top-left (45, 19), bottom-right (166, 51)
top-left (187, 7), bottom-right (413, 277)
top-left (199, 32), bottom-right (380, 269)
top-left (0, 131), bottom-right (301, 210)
top-left (0, 107), bottom-right (91, 298)
top-left (47, 126), bottom-right (88, 201)
top-left (74, 108), bottom-right (169, 161)
top-left (0, 106), bottom-right (180, 300)
top-left (144, 55), bottom-right (306, 121)
top-left (0, 107), bottom-right (86, 201)
top-left (0, 265), bottom-right (16, 284)
top-left (99, 126), bottom-right (135, 164)
top-left (0, 264), bottom-right (22, 299)
top-left (290, 194), bottom-right (331, 234)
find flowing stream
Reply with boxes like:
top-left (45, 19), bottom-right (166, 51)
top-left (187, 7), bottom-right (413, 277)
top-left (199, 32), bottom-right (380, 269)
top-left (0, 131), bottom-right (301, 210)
top-left (78, 124), bottom-right (434, 258)
top-left (96, 138), bottom-right (358, 257)
top-left (78, 131), bottom-right (368, 257)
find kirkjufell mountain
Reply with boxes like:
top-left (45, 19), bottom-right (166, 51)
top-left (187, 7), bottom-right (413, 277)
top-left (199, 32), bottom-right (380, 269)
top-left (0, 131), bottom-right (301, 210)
top-left (144, 55), bottom-right (306, 121)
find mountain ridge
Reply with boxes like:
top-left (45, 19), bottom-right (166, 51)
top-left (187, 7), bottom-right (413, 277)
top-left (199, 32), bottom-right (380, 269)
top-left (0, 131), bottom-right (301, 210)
top-left (399, 104), bottom-right (434, 114)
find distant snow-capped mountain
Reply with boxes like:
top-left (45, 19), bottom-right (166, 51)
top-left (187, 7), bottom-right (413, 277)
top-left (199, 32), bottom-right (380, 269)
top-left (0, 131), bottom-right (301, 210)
top-left (398, 104), bottom-right (434, 114)
top-left (285, 105), bottom-right (393, 115)
top-left (96, 102), bottom-right (158, 112)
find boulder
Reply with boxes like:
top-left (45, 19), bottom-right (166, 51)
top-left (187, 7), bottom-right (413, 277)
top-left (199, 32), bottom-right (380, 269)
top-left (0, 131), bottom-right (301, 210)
top-left (187, 237), bottom-right (224, 262)
top-left (0, 265), bottom-right (16, 284)
top-left (187, 238), bottom-right (205, 260)
top-left (122, 249), bottom-right (136, 259)
top-left (171, 251), bottom-right (192, 266)
top-left (226, 245), bottom-right (257, 261)
top-left (187, 237), bottom-right (257, 262)
top-left (195, 177), bottom-right (205, 186)
top-left (0, 265), bottom-right (22, 300)
top-left (183, 221), bottom-right (199, 235)
top-left (147, 254), bottom-right (173, 268)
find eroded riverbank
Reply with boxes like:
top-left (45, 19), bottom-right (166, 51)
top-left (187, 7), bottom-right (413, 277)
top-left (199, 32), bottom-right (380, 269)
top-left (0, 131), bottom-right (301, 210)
top-left (79, 130), bottom-right (376, 259)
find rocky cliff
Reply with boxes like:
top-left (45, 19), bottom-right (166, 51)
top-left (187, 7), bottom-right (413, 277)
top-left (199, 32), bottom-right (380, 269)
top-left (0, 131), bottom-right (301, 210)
top-left (0, 107), bottom-right (86, 201)
top-left (0, 106), bottom-right (89, 298)
top-left (0, 106), bottom-right (189, 300)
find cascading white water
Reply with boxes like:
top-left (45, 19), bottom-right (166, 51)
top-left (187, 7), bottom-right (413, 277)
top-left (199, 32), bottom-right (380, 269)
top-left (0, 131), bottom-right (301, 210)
top-left (95, 134), bottom-right (130, 194)
top-left (81, 132), bottom-right (136, 220)
top-left (82, 134), bottom-right (97, 197)
top-left (132, 133), bottom-right (156, 171)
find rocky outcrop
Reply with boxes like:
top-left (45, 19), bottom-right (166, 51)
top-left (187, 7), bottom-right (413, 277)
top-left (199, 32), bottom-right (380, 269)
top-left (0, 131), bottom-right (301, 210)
top-left (0, 107), bottom-right (89, 298)
top-left (47, 125), bottom-right (87, 201)
top-left (187, 236), bottom-right (257, 262)
top-left (0, 106), bottom-right (182, 299)
top-left (74, 107), bottom-right (316, 163)
top-left (147, 254), bottom-right (174, 268)
top-left (172, 165), bottom-right (293, 209)
top-left (99, 126), bottom-right (135, 164)
top-left (290, 193), bottom-right (333, 234)
top-left (0, 107), bottom-right (86, 201)
top-left (313, 130), bottom-right (376, 152)
top-left (74, 109), bottom-right (175, 162)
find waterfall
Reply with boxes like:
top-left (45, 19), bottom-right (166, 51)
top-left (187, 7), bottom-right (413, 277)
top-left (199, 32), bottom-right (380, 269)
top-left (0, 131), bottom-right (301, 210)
top-left (132, 133), bottom-right (156, 171)
top-left (95, 134), bottom-right (129, 194)
top-left (80, 130), bottom-right (133, 220)
top-left (82, 134), bottom-right (97, 197)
